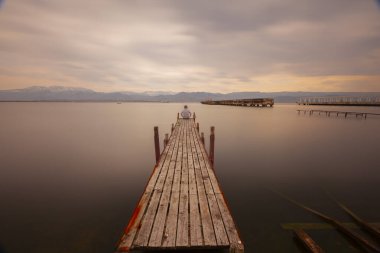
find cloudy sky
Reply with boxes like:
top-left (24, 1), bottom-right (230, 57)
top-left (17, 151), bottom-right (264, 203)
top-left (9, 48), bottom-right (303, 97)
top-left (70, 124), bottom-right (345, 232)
top-left (0, 0), bottom-right (380, 92)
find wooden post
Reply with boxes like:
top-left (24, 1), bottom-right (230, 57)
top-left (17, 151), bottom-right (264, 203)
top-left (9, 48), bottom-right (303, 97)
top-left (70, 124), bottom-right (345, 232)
top-left (196, 122), bottom-right (199, 133)
top-left (209, 126), bottom-right (215, 167)
top-left (171, 123), bottom-right (174, 133)
top-left (154, 126), bottom-right (160, 164)
top-left (293, 229), bottom-right (324, 253)
top-left (193, 112), bottom-right (196, 121)
top-left (177, 112), bottom-right (179, 119)
top-left (164, 133), bottom-right (169, 148)
top-left (200, 132), bottom-right (205, 145)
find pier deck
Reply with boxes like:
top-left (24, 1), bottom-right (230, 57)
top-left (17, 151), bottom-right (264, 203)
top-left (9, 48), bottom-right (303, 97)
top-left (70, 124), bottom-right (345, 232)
top-left (117, 118), bottom-right (244, 252)
top-left (201, 98), bottom-right (274, 107)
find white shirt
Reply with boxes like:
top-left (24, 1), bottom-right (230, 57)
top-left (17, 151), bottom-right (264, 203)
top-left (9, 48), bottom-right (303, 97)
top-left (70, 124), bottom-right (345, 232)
top-left (181, 108), bottom-right (192, 119)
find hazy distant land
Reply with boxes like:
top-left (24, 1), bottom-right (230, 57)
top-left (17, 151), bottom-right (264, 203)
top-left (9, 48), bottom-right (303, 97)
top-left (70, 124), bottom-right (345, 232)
top-left (0, 86), bottom-right (379, 103)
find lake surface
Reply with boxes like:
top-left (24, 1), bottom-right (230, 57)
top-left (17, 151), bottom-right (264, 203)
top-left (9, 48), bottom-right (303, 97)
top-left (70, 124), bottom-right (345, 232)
top-left (0, 102), bottom-right (379, 253)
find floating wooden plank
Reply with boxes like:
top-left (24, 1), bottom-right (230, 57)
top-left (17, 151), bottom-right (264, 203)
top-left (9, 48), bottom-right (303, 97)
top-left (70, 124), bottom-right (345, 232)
top-left (294, 229), bottom-right (325, 253)
top-left (117, 118), bottom-right (244, 252)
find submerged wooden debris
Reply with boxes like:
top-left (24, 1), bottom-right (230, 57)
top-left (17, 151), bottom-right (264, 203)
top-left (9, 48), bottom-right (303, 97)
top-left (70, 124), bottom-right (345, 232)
top-left (293, 229), bottom-right (325, 253)
top-left (273, 190), bottom-right (380, 253)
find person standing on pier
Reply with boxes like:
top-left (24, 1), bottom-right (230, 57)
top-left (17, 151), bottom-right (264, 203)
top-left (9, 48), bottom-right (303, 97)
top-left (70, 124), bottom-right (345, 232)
top-left (181, 105), bottom-right (192, 119)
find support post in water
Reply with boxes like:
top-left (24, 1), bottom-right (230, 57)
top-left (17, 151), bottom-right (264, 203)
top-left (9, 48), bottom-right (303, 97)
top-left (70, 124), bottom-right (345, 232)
top-left (171, 123), bottom-right (174, 133)
top-left (177, 112), bottom-right (179, 119)
top-left (196, 122), bottom-right (199, 133)
top-left (210, 126), bottom-right (215, 167)
top-left (164, 133), bottom-right (169, 148)
top-left (154, 126), bottom-right (160, 163)
top-left (201, 132), bottom-right (205, 145)
top-left (193, 112), bottom-right (196, 121)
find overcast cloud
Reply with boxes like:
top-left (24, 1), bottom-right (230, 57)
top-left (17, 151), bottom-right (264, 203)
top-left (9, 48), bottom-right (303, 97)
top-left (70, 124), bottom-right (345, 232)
top-left (0, 0), bottom-right (380, 92)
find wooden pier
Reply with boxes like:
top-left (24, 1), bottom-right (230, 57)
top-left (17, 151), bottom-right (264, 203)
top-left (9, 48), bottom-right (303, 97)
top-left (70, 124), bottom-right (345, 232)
top-left (298, 96), bottom-right (380, 106)
top-left (297, 109), bottom-right (380, 119)
top-left (117, 116), bottom-right (244, 252)
top-left (201, 98), bottom-right (274, 107)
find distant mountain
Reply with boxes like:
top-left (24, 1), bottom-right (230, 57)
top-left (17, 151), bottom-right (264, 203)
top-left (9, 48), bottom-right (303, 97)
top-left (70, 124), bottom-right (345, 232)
top-left (0, 86), bottom-right (379, 103)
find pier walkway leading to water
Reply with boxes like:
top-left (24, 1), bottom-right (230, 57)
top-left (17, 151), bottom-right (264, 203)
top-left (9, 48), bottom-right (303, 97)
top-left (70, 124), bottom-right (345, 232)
top-left (117, 117), bottom-right (244, 252)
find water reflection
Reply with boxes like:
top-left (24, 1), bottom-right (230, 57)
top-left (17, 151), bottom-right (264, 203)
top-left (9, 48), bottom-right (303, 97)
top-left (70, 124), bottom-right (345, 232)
top-left (0, 102), bottom-right (379, 252)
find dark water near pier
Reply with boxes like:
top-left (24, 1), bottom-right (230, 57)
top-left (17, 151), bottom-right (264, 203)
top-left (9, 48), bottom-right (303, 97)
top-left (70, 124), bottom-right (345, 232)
top-left (0, 102), bottom-right (380, 253)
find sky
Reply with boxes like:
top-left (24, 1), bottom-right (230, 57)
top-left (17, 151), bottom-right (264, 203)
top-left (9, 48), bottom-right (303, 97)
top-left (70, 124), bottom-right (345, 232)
top-left (0, 0), bottom-right (380, 93)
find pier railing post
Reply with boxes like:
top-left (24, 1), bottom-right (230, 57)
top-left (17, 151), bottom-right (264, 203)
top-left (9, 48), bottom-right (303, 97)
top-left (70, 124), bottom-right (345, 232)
top-left (164, 133), bottom-right (169, 148)
top-left (193, 112), bottom-right (196, 121)
top-left (196, 122), bottom-right (199, 133)
top-left (171, 123), bottom-right (174, 133)
top-left (201, 132), bottom-right (205, 145)
top-left (177, 112), bottom-right (179, 120)
top-left (154, 126), bottom-right (160, 164)
top-left (210, 126), bottom-right (215, 167)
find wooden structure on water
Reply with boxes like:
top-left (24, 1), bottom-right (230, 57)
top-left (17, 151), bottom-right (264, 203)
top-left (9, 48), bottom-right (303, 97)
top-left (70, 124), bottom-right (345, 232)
top-left (297, 96), bottom-right (380, 106)
top-left (276, 190), bottom-right (380, 253)
top-left (297, 109), bottom-right (380, 119)
top-left (117, 115), bottom-right (244, 252)
top-left (293, 229), bottom-right (325, 253)
top-left (201, 98), bottom-right (274, 107)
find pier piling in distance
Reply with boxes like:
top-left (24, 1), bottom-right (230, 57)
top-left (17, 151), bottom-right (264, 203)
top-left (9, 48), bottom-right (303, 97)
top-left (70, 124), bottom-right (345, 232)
top-left (201, 132), bottom-right (205, 145)
top-left (210, 126), bottom-right (215, 167)
top-left (296, 109), bottom-right (380, 119)
top-left (196, 122), bottom-right (199, 133)
top-left (171, 123), bottom-right (174, 133)
top-left (163, 133), bottom-right (169, 148)
top-left (154, 126), bottom-right (160, 164)
top-left (297, 96), bottom-right (380, 106)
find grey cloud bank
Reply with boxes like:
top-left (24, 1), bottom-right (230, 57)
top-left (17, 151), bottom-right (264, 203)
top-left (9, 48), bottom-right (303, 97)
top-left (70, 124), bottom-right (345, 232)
top-left (0, 0), bottom-right (380, 92)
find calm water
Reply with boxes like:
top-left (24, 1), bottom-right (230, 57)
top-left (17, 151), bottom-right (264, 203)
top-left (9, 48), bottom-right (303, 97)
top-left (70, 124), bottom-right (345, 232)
top-left (0, 102), bottom-right (380, 253)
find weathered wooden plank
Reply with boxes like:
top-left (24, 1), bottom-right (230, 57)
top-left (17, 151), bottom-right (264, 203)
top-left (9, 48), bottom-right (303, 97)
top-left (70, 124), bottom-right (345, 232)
top-left (117, 125), bottom-right (180, 251)
top-left (176, 120), bottom-right (190, 246)
top-left (162, 121), bottom-right (185, 247)
top-left (190, 120), bottom-right (241, 248)
top-left (215, 193), bottom-right (243, 247)
top-left (190, 123), bottom-right (217, 246)
top-left (190, 123), bottom-right (229, 246)
top-left (148, 121), bottom-right (184, 247)
top-left (186, 121), bottom-right (203, 247)
top-left (133, 121), bottom-right (183, 247)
